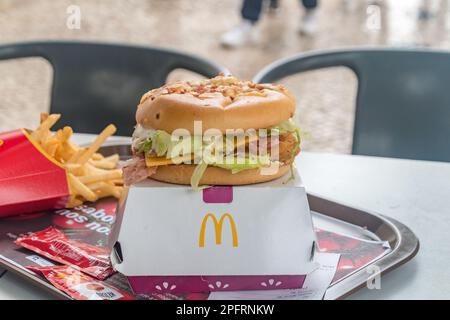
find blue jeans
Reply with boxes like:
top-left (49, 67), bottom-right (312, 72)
top-left (242, 0), bottom-right (318, 22)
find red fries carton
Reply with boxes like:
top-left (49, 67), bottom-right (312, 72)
top-left (0, 118), bottom-right (121, 218)
top-left (0, 129), bottom-right (70, 217)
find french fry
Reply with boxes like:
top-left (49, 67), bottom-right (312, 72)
top-left (91, 153), bottom-right (104, 160)
top-left (30, 114), bottom-right (123, 207)
top-left (68, 141), bottom-right (80, 151)
top-left (62, 126), bottom-right (73, 139)
top-left (66, 195), bottom-right (83, 208)
top-left (76, 124), bottom-right (117, 165)
top-left (40, 114), bottom-right (61, 132)
top-left (32, 114), bottom-right (61, 142)
top-left (78, 169), bottom-right (122, 185)
top-left (68, 148), bottom-right (87, 163)
top-left (57, 147), bottom-right (74, 163)
top-left (68, 174), bottom-right (98, 202)
top-left (86, 182), bottom-right (108, 190)
top-left (55, 126), bottom-right (73, 143)
top-left (64, 163), bottom-right (85, 176)
top-left (107, 188), bottom-right (122, 197)
top-left (89, 159), bottom-right (116, 170)
top-left (58, 140), bottom-right (79, 162)
top-left (89, 182), bottom-right (123, 199)
top-left (64, 163), bottom-right (81, 170)
top-left (40, 112), bottom-right (49, 124)
top-left (111, 179), bottom-right (124, 186)
top-left (104, 154), bottom-right (119, 163)
top-left (46, 143), bottom-right (58, 158)
top-left (84, 162), bottom-right (109, 175)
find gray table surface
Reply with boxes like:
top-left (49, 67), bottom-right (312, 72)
top-left (1, 134), bottom-right (449, 299)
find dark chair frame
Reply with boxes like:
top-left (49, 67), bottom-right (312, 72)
top-left (0, 41), bottom-right (229, 135)
top-left (253, 48), bottom-right (450, 162)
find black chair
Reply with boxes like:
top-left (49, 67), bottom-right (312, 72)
top-left (0, 41), bottom-right (228, 135)
top-left (253, 48), bottom-right (450, 162)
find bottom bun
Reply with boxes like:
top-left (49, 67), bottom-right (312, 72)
top-left (150, 164), bottom-right (291, 186)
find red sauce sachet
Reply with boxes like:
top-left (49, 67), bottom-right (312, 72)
top-left (28, 265), bottom-right (133, 300)
top-left (16, 227), bottom-right (114, 280)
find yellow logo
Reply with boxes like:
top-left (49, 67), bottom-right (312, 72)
top-left (0, 139), bottom-right (3, 147)
top-left (199, 213), bottom-right (238, 248)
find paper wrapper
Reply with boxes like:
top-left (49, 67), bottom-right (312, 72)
top-left (0, 129), bottom-right (70, 218)
top-left (28, 265), bottom-right (134, 300)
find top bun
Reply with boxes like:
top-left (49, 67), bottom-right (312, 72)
top-left (136, 76), bottom-right (296, 134)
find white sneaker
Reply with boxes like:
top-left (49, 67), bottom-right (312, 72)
top-left (220, 20), bottom-right (257, 48)
top-left (299, 9), bottom-right (318, 36)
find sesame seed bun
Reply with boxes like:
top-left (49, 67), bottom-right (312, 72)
top-left (150, 164), bottom-right (291, 186)
top-left (136, 76), bottom-right (296, 134)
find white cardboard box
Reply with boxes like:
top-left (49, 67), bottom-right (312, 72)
top-left (111, 168), bottom-right (317, 294)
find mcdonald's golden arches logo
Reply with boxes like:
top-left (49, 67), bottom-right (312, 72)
top-left (199, 213), bottom-right (238, 248)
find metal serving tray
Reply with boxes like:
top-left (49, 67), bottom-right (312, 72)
top-left (0, 143), bottom-right (419, 300)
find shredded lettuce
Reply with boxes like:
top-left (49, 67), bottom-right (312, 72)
top-left (136, 119), bottom-right (302, 159)
top-left (292, 128), bottom-right (301, 155)
top-left (270, 119), bottom-right (299, 135)
top-left (133, 119), bottom-right (302, 189)
top-left (270, 119), bottom-right (302, 156)
top-left (136, 128), bottom-right (203, 159)
top-left (190, 156), bottom-right (272, 188)
top-left (190, 162), bottom-right (209, 190)
top-left (283, 163), bottom-right (296, 185)
top-left (170, 135), bottom-right (203, 157)
top-left (136, 138), bottom-right (152, 154)
top-left (153, 130), bottom-right (171, 156)
top-left (214, 154), bottom-right (272, 174)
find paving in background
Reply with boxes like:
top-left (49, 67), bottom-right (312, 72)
top-left (1, 0), bottom-right (449, 153)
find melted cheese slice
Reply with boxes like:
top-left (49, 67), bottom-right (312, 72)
top-left (145, 154), bottom-right (194, 167)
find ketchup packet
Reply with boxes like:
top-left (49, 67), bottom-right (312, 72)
top-left (28, 265), bottom-right (134, 300)
top-left (15, 227), bottom-right (114, 280)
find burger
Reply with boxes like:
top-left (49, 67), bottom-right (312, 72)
top-left (123, 75), bottom-right (301, 188)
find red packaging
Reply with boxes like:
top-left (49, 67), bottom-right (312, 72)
top-left (0, 129), bottom-right (70, 217)
top-left (28, 265), bottom-right (134, 300)
top-left (15, 227), bottom-right (114, 280)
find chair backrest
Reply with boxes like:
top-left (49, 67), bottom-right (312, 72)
top-left (253, 48), bottom-right (450, 162)
top-left (0, 41), bottom-right (228, 135)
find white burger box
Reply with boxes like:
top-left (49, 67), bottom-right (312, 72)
top-left (111, 168), bottom-right (318, 294)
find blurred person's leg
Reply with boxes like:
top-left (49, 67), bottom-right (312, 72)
top-left (269, 0), bottom-right (279, 9)
top-left (242, 0), bottom-right (264, 21)
top-left (299, 0), bottom-right (319, 35)
top-left (268, 0), bottom-right (280, 14)
top-left (221, 0), bottom-right (262, 48)
top-left (418, 0), bottom-right (434, 20)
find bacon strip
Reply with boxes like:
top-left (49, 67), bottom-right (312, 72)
top-left (122, 156), bottom-right (157, 186)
